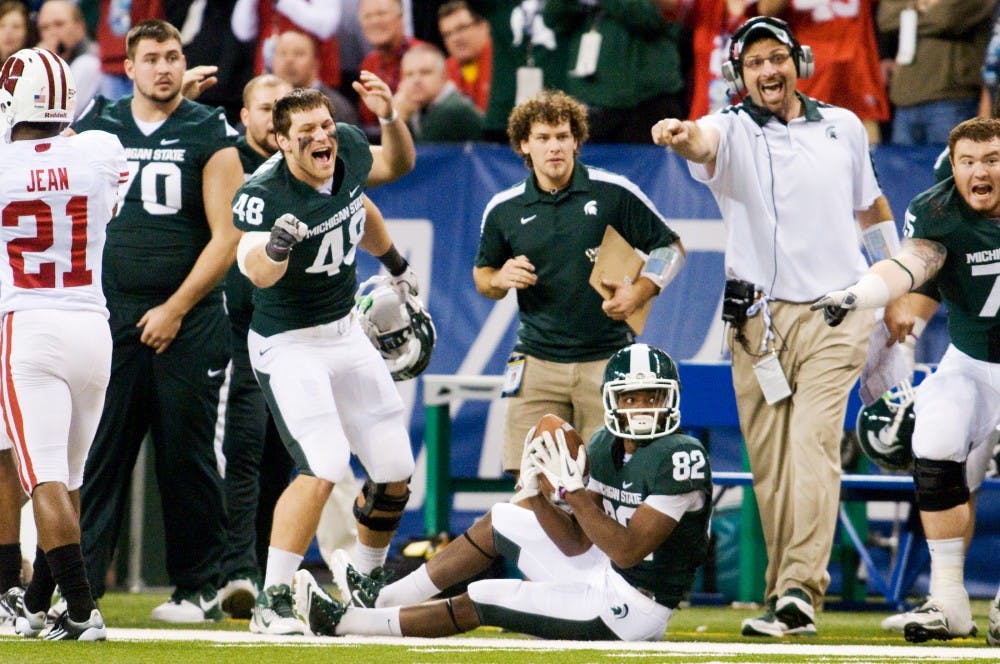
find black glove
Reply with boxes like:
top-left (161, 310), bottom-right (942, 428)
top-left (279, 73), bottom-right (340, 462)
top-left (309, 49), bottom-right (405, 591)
top-left (265, 213), bottom-right (308, 262)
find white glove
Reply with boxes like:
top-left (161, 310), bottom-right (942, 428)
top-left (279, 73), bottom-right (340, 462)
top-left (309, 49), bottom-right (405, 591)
top-left (391, 265), bottom-right (419, 297)
top-left (529, 429), bottom-right (587, 497)
top-left (810, 290), bottom-right (857, 327)
top-left (510, 426), bottom-right (540, 503)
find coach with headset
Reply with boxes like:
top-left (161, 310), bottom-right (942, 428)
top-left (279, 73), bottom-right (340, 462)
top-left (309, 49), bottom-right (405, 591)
top-left (652, 17), bottom-right (912, 637)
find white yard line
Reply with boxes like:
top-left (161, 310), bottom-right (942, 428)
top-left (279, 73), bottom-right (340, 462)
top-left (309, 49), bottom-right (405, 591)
top-left (97, 628), bottom-right (1000, 659)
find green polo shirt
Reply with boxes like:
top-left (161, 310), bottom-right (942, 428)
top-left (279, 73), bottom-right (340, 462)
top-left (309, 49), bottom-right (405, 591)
top-left (475, 161), bottom-right (678, 361)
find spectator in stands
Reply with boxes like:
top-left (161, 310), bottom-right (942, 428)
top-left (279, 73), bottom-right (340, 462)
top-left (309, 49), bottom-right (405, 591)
top-left (231, 0), bottom-right (344, 93)
top-left (475, 89), bottom-right (685, 479)
top-left (0, 1), bottom-right (35, 63)
top-left (394, 42), bottom-right (481, 141)
top-left (437, 0), bottom-right (490, 111)
top-left (652, 16), bottom-right (910, 637)
top-left (270, 29), bottom-right (359, 126)
top-left (37, 0), bottom-right (101, 115)
top-left (759, 0), bottom-right (890, 144)
top-left (980, 2), bottom-right (1000, 118)
top-left (92, 0), bottom-right (164, 100)
top-left (877, 0), bottom-right (993, 145)
top-left (812, 116), bottom-right (1000, 646)
top-left (467, 0), bottom-right (568, 142)
top-left (358, 0), bottom-right (427, 138)
top-left (336, 0), bottom-right (370, 94)
top-left (683, 0), bottom-right (749, 121)
top-left (544, 0), bottom-right (687, 143)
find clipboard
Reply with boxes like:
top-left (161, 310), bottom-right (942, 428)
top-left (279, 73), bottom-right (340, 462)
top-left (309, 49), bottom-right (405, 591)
top-left (588, 226), bottom-right (651, 335)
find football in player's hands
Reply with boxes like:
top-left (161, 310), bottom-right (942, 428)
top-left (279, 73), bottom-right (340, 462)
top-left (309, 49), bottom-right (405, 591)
top-left (528, 414), bottom-right (588, 499)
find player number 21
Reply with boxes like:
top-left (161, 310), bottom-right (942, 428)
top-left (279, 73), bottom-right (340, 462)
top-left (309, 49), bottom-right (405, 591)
top-left (1, 197), bottom-right (92, 288)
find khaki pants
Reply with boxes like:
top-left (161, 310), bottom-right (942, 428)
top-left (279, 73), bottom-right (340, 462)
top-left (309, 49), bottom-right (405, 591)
top-left (730, 301), bottom-right (873, 608)
top-left (502, 355), bottom-right (608, 472)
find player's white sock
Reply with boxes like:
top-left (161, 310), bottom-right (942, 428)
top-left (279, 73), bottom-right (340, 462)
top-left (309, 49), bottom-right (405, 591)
top-left (927, 537), bottom-right (970, 627)
top-left (376, 564), bottom-right (440, 608)
top-left (353, 542), bottom-right (389, 574)
top-left (263, 547), bottom-right (303, 589)
top-left (927, 537), bottom-right (965, 596)
top-left (336, 606), bottom-right (402, 636)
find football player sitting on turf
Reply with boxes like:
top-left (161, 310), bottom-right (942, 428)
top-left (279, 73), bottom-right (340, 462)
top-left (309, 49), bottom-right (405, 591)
top-left (293, 343), bottom-right (713, 641)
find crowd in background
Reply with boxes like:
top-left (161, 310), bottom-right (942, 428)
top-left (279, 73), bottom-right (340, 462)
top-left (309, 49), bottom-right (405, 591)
top-left (2, 0), bottom-right (998, 145)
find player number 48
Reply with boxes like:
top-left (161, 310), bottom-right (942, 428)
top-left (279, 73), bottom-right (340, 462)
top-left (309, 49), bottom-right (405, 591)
top-left (232, 193), bottom-right (265, 226)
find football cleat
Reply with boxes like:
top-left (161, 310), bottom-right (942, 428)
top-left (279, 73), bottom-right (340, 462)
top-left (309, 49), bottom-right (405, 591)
top-left (3, 587), bottom-right (46, 637)
top-left (880, 611), bottom-right (908, 633)
top-left (0, 585), bottom-right (23, 624)
top-left (293, 569), bottom-right (346, 637)
top-left (902, 600), bottom-right (977, 643)
top-left (151, 585), bottom-right (223, 623)
top-left (330, 548), bottom-right (388, 608)
top-left (44, 608), bottom-right (107, 641)
top-left (774, 588), bottom-right (817, 636)
top-left (987, 596), bottom-right (999, 646)
top-left (741, 597), bottom-right (785, 637)
top-left (249, 584), bottom-right (305, 635)
top-left (219, 575), bottom-right (259, 620)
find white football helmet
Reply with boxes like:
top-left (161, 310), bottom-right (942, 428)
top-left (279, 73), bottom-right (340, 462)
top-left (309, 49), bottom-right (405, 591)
top-left (0, 48), bottom-right (77, 137)
top-left (355, 275), bottom-right (436, 381)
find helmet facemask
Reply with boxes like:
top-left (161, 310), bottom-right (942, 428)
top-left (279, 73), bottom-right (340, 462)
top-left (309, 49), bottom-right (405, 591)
top-left (603, 376), bottom-right (680, 441)
top-left (355, 275), bottom-right (436, 381)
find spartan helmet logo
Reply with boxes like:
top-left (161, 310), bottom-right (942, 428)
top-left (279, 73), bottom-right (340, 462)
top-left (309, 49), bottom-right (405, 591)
top-left (583, 200), bottom-right (598, 215)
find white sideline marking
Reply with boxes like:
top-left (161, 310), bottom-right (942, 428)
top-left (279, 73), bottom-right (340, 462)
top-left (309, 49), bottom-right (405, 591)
top-left (78, 629), bottom-right (999, 659)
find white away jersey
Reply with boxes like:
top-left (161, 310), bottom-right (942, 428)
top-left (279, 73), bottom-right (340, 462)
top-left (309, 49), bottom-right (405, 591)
top-left (0, 131), bottom-right (126, 316)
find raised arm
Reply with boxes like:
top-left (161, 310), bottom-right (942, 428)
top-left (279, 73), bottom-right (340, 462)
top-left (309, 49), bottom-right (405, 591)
top-left (651, 118), bottom-right (721, 174)
top-left (355, 71), bottom-right (416, 187)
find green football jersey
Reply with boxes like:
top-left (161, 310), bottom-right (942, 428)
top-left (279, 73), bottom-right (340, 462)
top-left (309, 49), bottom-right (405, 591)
top-left (475, 162), bottom-right (679, 362)
top-left (73, 96), bottom-right (238, 305)
top-left (232, 123), bottom-right (373, 337)
top-left (225, 137), bottom-right (271, 326)
top-left (586, 428), bottom-right (712, 608)
top-left (904, 179), bottom-right (1000, 361)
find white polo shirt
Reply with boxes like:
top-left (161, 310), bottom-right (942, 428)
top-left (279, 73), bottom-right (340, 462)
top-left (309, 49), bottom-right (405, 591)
top-left (689, 95), bottom-right (881, 302)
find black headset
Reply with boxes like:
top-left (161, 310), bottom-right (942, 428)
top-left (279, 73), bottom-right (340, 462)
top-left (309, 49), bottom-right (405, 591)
top-left (720, 16), bottom-right (814, 95)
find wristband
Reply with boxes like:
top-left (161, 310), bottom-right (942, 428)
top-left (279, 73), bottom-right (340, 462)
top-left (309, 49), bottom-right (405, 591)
top-left (379, 108), bottom-right (399, 125)
top-left (377, 244), bottom-right (408, 275)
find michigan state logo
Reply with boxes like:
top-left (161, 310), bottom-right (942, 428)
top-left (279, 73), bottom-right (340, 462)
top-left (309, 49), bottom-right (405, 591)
top-left (611, 603), bottom-right (629, 619)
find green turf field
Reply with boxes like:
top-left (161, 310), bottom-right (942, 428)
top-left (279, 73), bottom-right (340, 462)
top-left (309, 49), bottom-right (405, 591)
top-left (1, 591), bottom-right (997, 663)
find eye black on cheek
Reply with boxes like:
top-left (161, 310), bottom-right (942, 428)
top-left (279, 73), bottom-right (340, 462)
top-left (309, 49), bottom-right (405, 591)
top-left (297, 135), bottom-right (311, 151)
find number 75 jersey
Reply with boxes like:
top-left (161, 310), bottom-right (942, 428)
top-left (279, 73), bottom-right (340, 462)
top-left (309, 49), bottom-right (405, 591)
top-left (232, 122), bottom-right (373, 337)
top-left (0, 131), bottom-right (127, 317)
top-left (904, 179), bottom-right (1000, 362)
